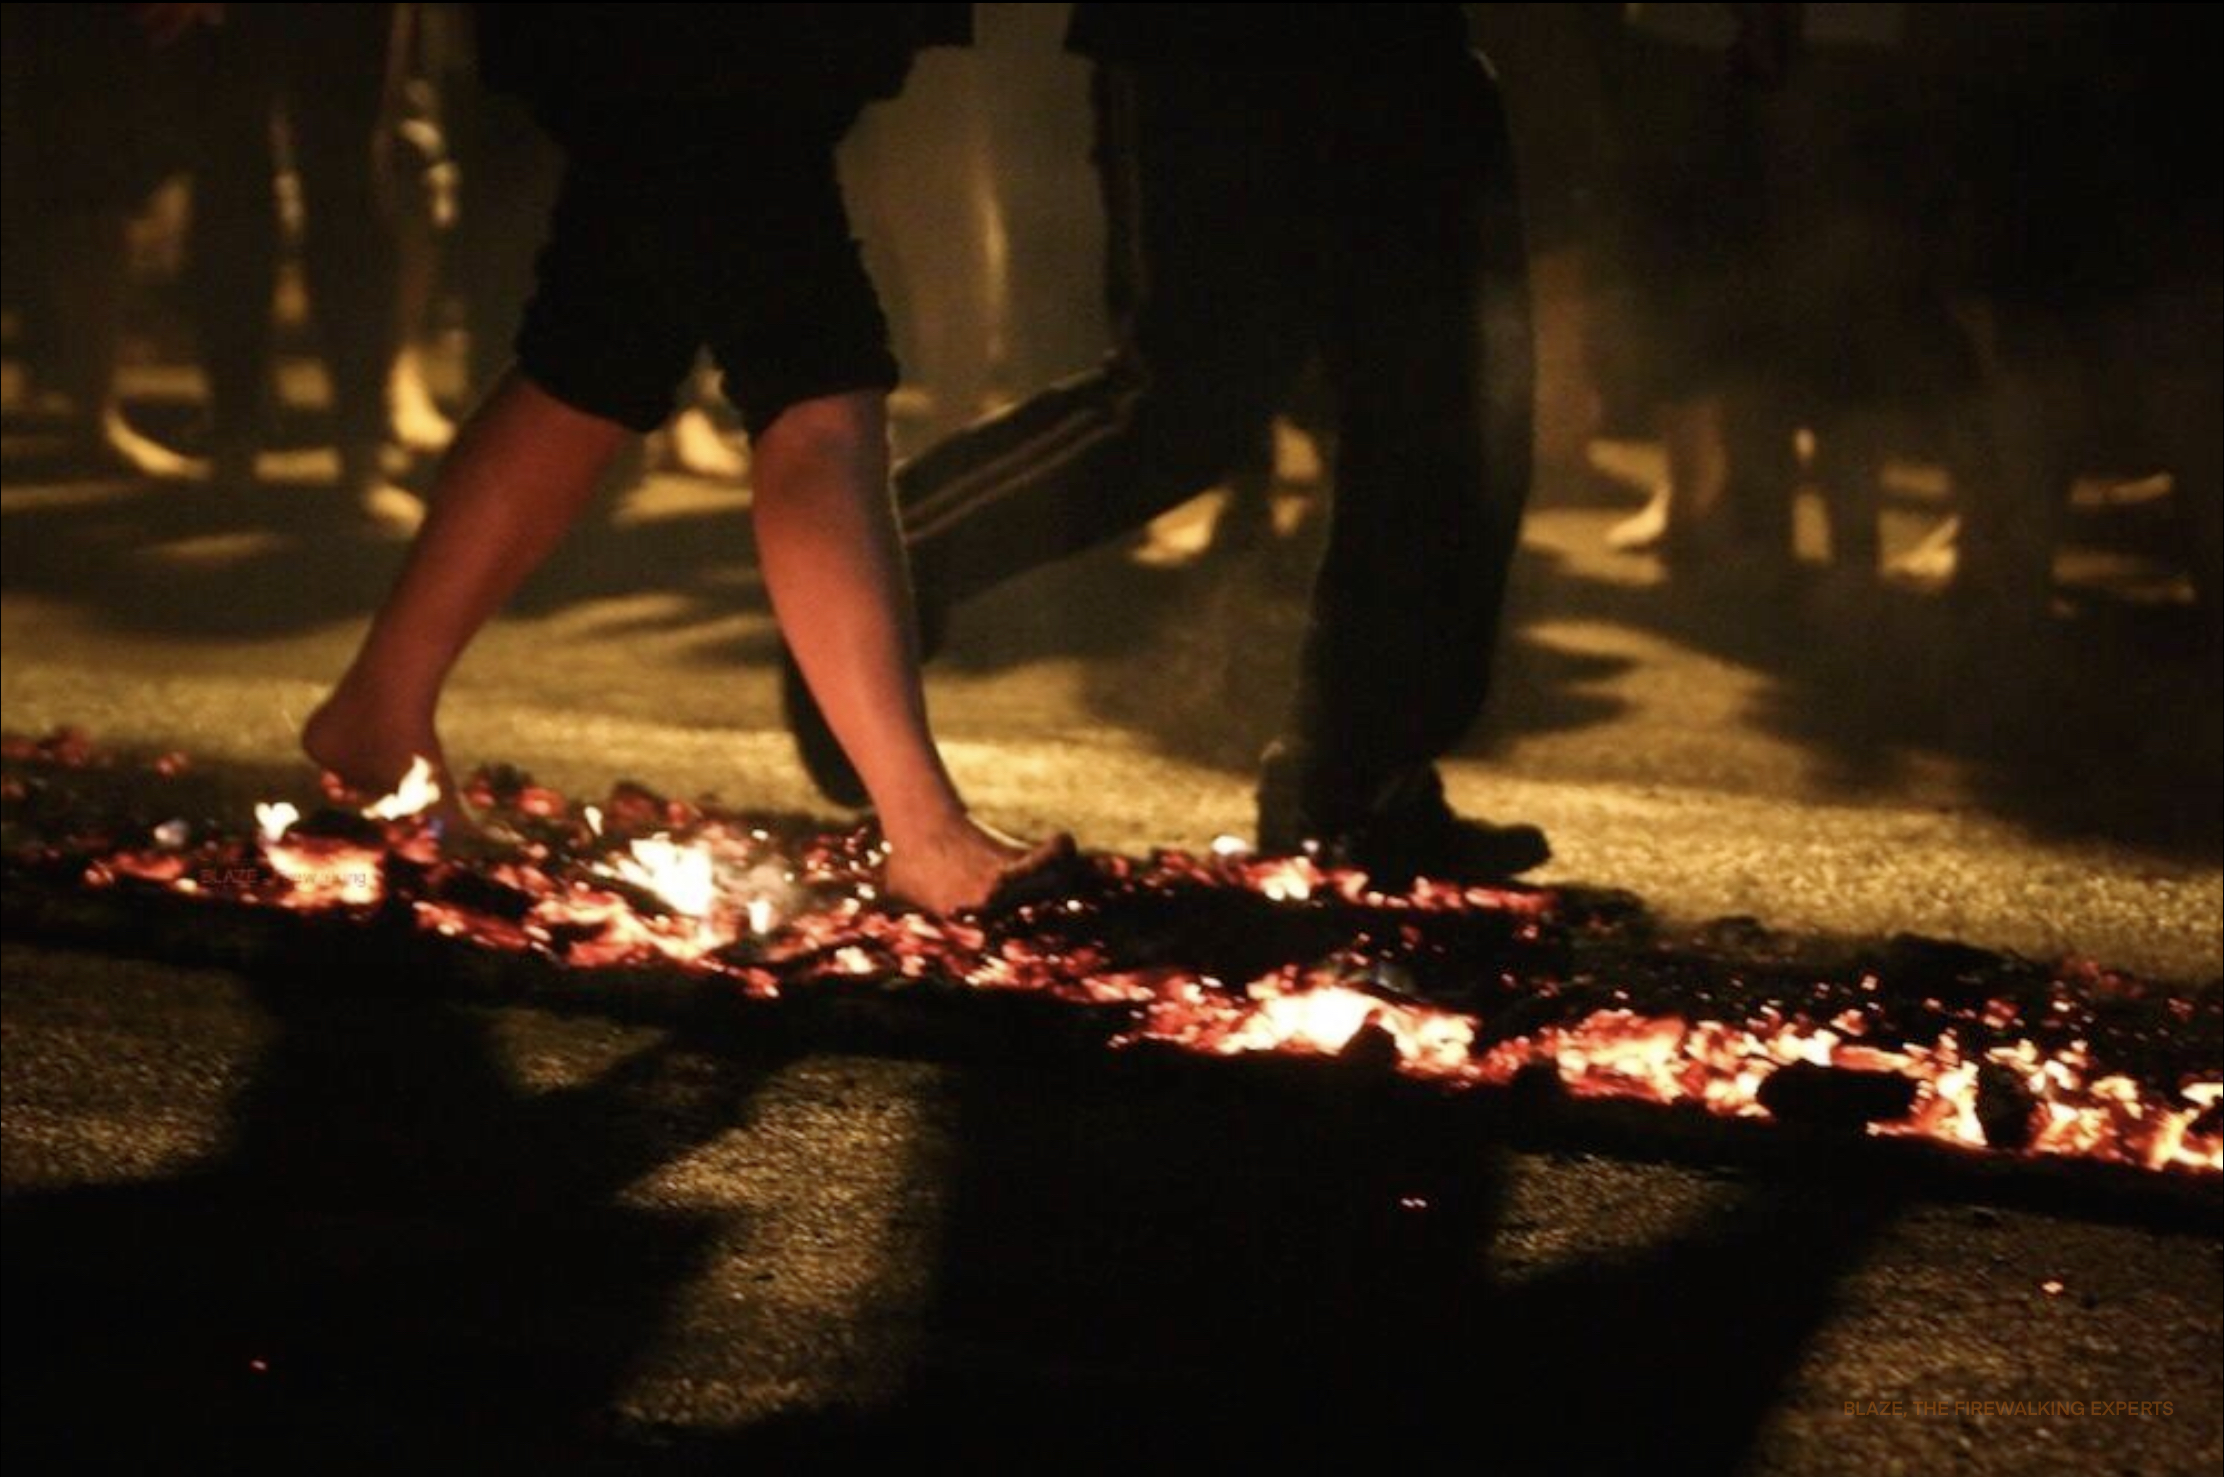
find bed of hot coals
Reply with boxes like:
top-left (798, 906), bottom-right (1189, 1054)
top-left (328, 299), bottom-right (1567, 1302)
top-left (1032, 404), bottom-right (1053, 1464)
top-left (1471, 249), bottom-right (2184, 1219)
top-left (3, 727), bottom-right (2218, 1184)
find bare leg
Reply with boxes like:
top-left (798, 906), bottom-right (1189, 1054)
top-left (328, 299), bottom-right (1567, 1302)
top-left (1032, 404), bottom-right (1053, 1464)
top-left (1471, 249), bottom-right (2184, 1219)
top-left (652, 361), bottom-right (746, 480)
top-left (749, 390), bottom-right (1056, 912)
top-left (304, 371), bottom-right (628, 799)
top-left (390, 345), bottom-right (458, 455)
top-left (661, 402), bottom-right (747, 481)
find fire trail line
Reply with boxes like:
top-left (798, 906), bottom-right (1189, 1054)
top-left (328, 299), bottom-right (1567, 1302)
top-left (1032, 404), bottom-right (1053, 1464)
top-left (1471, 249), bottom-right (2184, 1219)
top-left (3, 728), bottom-right (2219, 1214)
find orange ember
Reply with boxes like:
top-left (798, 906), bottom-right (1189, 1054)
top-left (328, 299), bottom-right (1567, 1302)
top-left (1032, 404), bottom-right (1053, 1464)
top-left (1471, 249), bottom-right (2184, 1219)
top-left (7, 731), bottom-right (2217, 1181)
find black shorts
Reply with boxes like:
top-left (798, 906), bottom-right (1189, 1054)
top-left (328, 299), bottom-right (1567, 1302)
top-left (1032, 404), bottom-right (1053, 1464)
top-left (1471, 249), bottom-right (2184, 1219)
top-left (515, 98), bottom-right (898, 437)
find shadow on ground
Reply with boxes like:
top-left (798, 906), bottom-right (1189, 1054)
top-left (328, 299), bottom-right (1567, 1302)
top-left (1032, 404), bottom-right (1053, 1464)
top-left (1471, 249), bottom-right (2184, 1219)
top-left (3, 957), bottom-right (802, 1470)
top-left (2, 942), bottom-right (1898, 1470)
top-left (7, 416), bottom-right (2217, 865)
top-left (711, 1053), bottom-right (1898, 1470)
top-left (0, 415), bottom-right (768, 645)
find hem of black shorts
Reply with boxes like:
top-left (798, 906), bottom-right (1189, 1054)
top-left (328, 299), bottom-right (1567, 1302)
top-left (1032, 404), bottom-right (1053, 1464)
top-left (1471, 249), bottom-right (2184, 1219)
top-left (736, 367), bottom-right (903, 440)
top-left (516, 362), bottom-right (671, 436)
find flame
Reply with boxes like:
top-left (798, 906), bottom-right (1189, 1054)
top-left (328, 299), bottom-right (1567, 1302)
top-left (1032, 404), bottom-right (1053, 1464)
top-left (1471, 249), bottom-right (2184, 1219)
top-left (611, 835), bottom-right (716, 918)
top-left (1228, 980), bottom-right (1380, 1053)
top-left (1255, 856), bottom-right (1318, 903)
top-left (254, 801), bottom-right (300, 843)
top-left (260, 837), bottom-right (385, 908)
top-left (363, 756), bottom-right (440, 821)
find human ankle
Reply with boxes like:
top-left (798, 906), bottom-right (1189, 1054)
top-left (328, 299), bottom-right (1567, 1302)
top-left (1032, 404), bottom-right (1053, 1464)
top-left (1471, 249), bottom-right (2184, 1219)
top-left (879, 803), bottom-right (973, 856)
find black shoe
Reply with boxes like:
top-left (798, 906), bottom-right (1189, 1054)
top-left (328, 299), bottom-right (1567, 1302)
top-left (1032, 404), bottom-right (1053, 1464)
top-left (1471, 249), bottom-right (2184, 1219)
top-left (1255, 742), bottom-right (1549, 886)
top-left (780, 582), bottom-right (950, 810)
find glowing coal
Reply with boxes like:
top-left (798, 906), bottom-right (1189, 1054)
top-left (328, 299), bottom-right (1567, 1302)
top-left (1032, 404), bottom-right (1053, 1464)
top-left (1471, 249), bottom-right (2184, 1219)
top-left (4, 730), bottom-right (2217, 1181)
top-left (609, 836), bottom-right (717, 918)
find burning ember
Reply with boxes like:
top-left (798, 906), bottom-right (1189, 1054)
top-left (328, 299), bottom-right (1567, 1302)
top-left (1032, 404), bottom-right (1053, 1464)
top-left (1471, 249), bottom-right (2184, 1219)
top-left (358, 754), bottom-right (442, 822)
top-left (3, 727), bottom-right (2218, 1181)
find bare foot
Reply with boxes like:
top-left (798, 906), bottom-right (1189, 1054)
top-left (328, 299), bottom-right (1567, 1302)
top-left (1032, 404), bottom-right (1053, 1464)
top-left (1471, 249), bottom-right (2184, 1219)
top-left (82, 409), bottom-right (207, 483)
top-left (884, 817), bottom-right (1075, 915)
top-left (301, 686), bottom-right (457, 820)
top-left (662, 405), bottom-right (747, 480)
top-left (354, 481), bottom-right (428, 536)
top-left (339, 442), bottom-right (429, 535)
top-left (1606, 483), bottom-right (1673, 552)
top-left (390, 356), bottom-right (457, 455)
top-left (1889, 514), bottom-right (1960, 586)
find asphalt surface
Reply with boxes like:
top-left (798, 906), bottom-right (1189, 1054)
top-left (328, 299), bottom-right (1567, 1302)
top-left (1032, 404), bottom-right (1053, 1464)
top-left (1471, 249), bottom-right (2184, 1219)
top-left (5, 389), bottom-right (2222, 1469)
top-left (4, 942), bottom-right (2219, 1471)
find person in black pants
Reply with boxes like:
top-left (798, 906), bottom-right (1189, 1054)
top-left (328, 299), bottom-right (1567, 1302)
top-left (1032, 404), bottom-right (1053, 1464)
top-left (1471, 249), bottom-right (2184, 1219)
top-left (786, 3), bottom-right (1547, 882)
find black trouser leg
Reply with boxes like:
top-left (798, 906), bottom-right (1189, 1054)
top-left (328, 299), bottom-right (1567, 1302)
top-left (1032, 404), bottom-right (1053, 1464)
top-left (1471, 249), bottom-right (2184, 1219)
top-left (894, 65), bottom-right (1307, 608)
top-left (283, 2), bottom-right (399, 459)
top-left (1291, 55), bottom-right (1533, 806)
top-left (185, 31), bottom-right (282, 451)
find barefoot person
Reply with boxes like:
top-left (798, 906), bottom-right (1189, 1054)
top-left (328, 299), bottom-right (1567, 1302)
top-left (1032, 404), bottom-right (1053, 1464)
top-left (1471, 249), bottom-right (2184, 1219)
top-left (307, 5), bottom-right (1057, 913)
